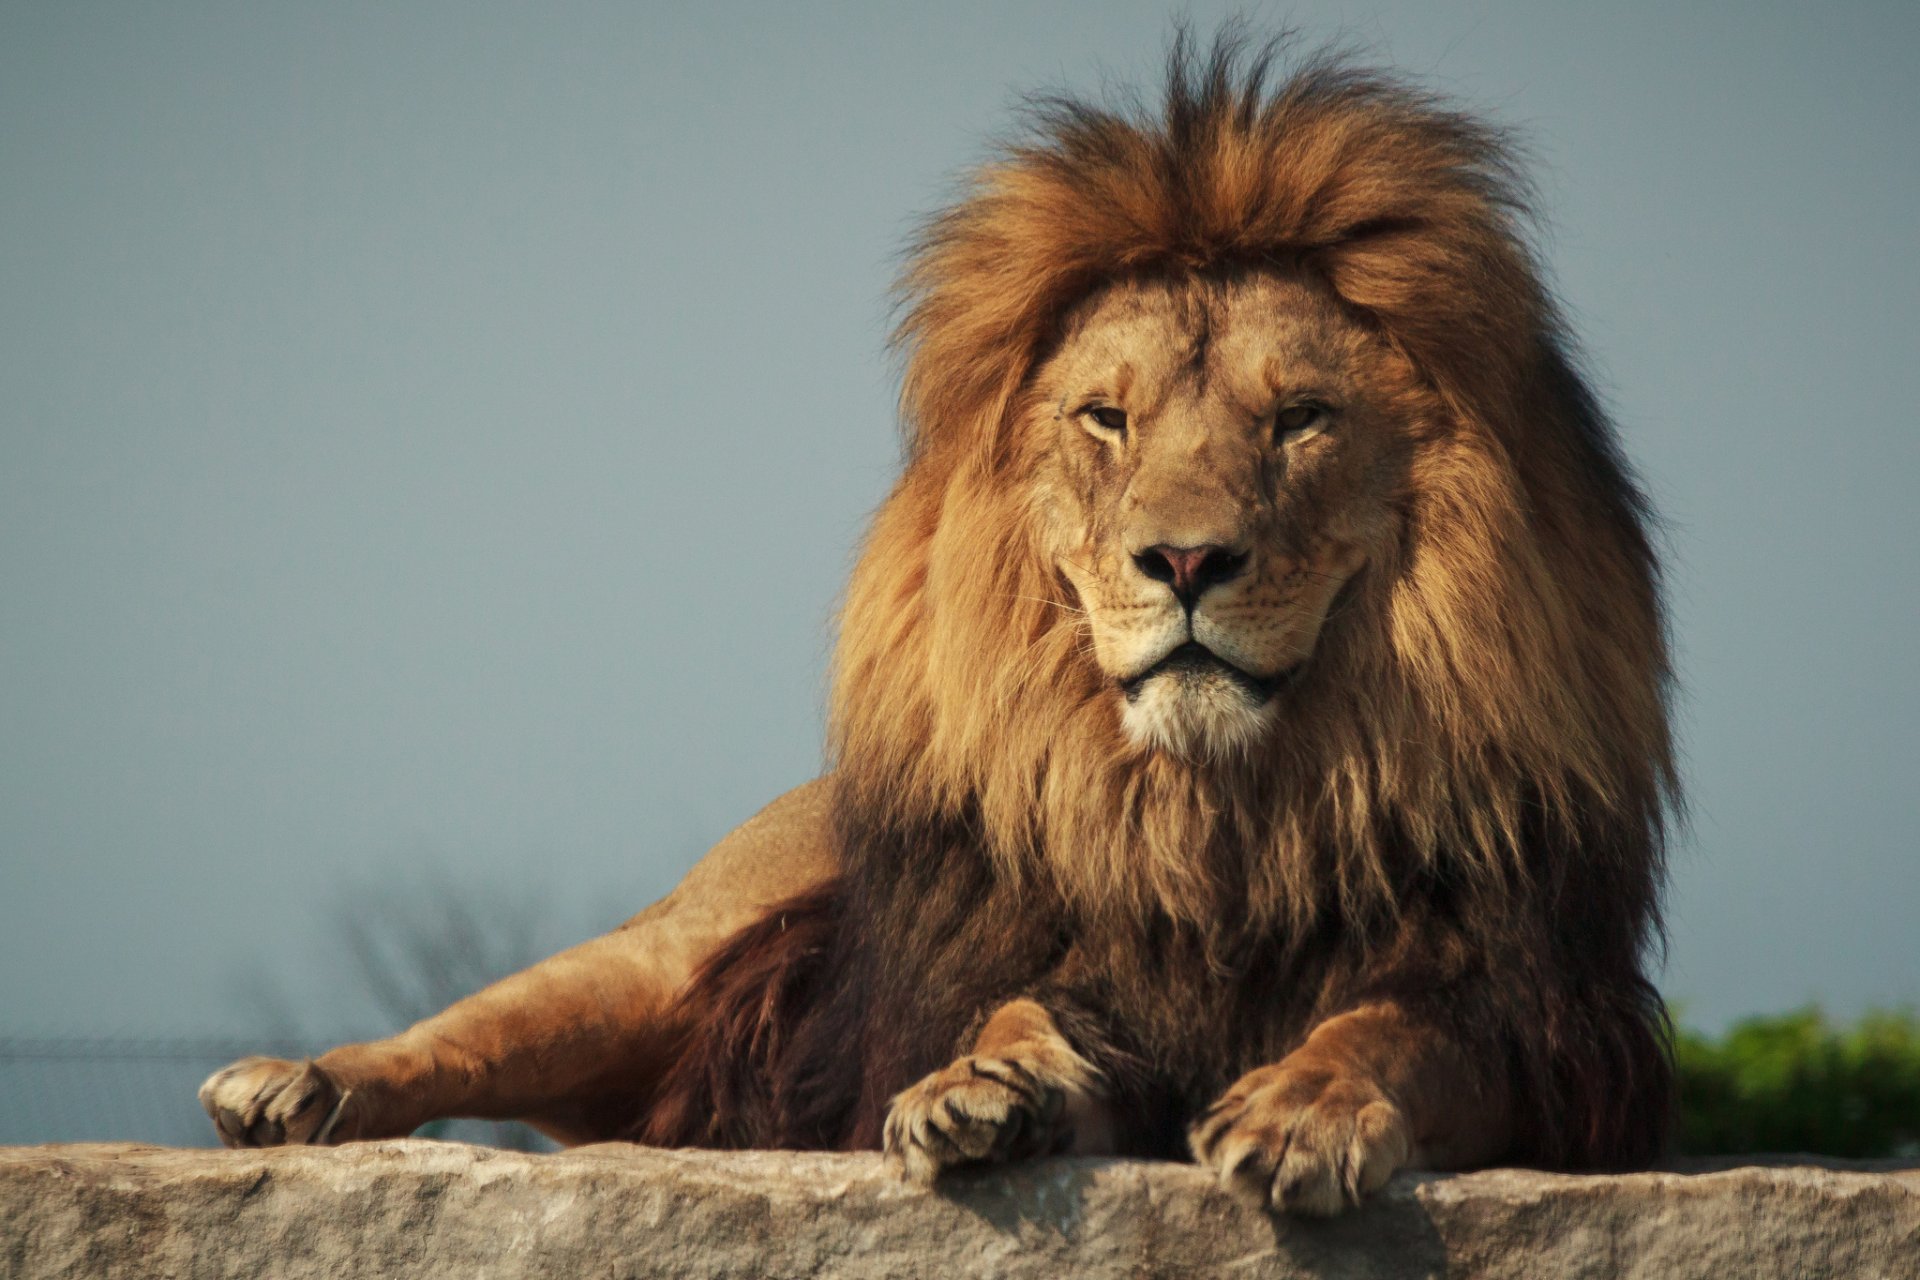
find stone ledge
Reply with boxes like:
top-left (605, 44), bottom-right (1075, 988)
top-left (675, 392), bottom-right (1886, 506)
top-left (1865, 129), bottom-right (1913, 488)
top-left (2, 1142), bottom-right (1915, 1279)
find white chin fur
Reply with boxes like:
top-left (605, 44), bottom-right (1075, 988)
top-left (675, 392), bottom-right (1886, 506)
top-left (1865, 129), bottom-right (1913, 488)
top-left (1120, 670), bottom-right (1275, 760)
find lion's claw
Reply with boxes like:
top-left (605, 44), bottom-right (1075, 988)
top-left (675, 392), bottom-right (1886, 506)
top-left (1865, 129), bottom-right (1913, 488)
top-left (1190, 1064), bottom-right (1410, 1215)
top-left (198, 1056), bottom-right (354, 1148)
top-left (883, 1054), bottom-right (1072, 1184)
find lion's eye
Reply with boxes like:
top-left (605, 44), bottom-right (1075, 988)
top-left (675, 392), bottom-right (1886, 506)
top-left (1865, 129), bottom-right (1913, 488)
top-left (1083, 406), bottom-right (1128, 436)
top-left (1274, 402), bottom-right (1327, 442)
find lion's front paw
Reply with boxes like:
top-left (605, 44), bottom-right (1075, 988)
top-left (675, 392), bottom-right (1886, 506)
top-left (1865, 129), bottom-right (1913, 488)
top-left (883, 1055), bottom-right (1073, 1185)
top-left (198, 1056), bottom-right (355, 1148)
top-left (1189, 1063), bottom-right (1411, 1215)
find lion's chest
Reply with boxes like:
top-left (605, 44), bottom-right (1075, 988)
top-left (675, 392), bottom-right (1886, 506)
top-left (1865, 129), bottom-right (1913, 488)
top-left (1052, 917), bottom-right (1333, 1137)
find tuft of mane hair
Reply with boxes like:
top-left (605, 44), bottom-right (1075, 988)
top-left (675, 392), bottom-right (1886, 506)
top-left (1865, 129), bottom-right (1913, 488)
top-left (646, 31), bottom-right (1678, 1173)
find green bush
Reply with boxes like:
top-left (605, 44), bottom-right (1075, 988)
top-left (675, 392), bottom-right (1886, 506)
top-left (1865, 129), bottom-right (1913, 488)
top-left (1674, 1006), bottom-right (1920, 1158)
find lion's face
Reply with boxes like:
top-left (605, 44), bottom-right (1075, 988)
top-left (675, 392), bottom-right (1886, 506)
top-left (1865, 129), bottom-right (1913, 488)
top-left (1029, 270), bottom-right (1414, 758)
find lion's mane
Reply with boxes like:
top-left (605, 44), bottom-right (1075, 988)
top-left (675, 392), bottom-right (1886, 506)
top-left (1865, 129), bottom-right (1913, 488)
top-left (645, 36), bottom-right (1676, 1170)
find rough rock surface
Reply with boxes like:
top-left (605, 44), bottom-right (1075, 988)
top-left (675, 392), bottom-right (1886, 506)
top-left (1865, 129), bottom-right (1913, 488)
top-left (2, 1142), bottom-right (1915, 1279)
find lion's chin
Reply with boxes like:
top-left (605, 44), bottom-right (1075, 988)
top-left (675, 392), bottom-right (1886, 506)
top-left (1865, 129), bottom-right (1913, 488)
top-left (1119, 666), bottom-right (1278, 760)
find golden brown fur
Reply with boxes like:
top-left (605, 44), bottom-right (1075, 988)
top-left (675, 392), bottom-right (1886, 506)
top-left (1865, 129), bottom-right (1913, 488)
top-left (644, 35), bottom-right (1675, 1206)
top-left (836, 43), bottom-right (1670, 936)
top-left (204, 35), bottom-right (1674, 1216)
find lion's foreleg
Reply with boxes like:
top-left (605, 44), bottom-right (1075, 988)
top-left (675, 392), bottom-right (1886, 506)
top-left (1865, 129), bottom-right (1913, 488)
top-left (200, 777), bottom-right (843, 1148)
top-left (1188, 1000), bottom-right (1509, 1215)
top-left (882, 998), bottom-right (1113, 1184)
top-left (199, 926), bottom-right (693, 1147)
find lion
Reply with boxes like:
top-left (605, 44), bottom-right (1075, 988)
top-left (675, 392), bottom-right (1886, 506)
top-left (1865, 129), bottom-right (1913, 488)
top-left (201, 38), bottom-right (1675, 1215)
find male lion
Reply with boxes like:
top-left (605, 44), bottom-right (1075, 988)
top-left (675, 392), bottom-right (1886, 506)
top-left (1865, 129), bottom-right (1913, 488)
top-left (202, 40), bottom-right (1675, 1215)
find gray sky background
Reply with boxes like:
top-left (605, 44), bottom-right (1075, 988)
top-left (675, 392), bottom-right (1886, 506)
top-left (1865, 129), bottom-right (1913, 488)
top-left (2, 1), bottom-right (1915, 1046)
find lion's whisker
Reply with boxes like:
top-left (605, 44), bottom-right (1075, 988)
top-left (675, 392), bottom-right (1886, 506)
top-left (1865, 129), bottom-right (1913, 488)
top-left (1004, 593), bottom-right (1087, 617)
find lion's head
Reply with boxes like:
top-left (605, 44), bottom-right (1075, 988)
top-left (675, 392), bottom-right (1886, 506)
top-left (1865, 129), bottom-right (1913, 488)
top-left (831, 40), bottom-right (1674, 933)
top-left (1033, 270), bottom-right (1403, 759)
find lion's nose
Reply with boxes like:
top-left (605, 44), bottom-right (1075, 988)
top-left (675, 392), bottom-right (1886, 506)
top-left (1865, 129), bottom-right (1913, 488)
top-left (1132, 544), bottom-right (1248, 608)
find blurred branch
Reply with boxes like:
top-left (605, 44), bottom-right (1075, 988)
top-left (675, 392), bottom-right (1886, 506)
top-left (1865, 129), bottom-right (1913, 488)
top-left (247, 864), bottom-right (558, 1151)
top-left (333, 868), bottom-right (546, 1029)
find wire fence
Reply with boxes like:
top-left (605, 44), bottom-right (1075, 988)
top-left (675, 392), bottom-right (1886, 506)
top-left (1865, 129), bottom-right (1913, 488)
top-left (0, 1037), bottom-right (554, 1151)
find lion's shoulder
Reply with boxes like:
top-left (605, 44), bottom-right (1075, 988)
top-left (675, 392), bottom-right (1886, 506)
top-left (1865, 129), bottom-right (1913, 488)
top-left (624, 777), bottom-right (838, 940)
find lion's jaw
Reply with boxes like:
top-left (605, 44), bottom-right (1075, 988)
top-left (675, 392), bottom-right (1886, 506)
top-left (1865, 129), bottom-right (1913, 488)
top-left (1034, 271), bottom-right (1403, 760)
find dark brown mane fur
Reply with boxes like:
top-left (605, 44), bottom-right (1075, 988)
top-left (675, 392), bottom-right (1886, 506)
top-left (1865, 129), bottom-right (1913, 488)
top-left (641, 33), bottom-right (1676, 1171)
